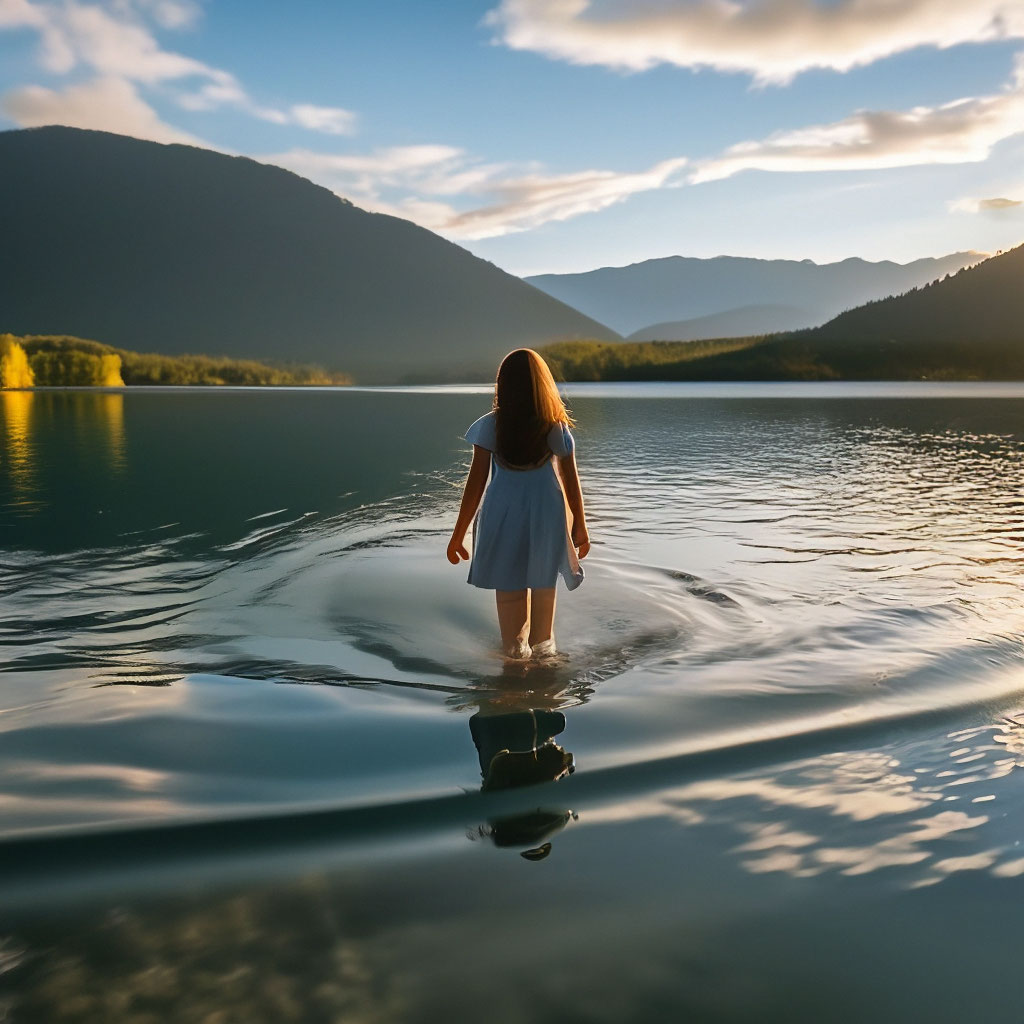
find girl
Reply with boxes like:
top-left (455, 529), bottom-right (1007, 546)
top-left (447, 348), bottom-right (590, 661)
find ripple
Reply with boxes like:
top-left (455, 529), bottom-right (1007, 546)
top-left (2, 389), bottom-right (1024, 841)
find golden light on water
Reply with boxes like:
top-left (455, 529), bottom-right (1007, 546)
top-left (94, 392), bottom-right (126, 471)
top-left (2, 392), bottom-right (128, 509)
top-left (1, 389), bottom-right (35, 505)
top-left (69, 391), bottom-right (127, 473)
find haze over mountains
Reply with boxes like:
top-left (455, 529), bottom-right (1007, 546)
top-left (540, 242), bottom-right (1024, 382)
top-left (735, 241), bottom-right (1024, 379)
top-left (0, 127), bottom-right (616, 383)
top-left (628, 304), bottom-right (814, 343)
top-left (526, 253), bottom-right (984, 339)
top-left (805, 241), bottom-right (1024, 353)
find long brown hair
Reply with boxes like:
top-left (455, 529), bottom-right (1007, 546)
top-left (493, 349), bottom-right (573, 465)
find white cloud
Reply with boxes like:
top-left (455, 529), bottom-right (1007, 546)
top-left (690, 60), bottom-right (1024, 182)
top-left (0, 0), bottom-right (76, 72)
top-left (0, 0), bottom-right (358, 136)
top-left (265, 145), bottom-right (688, 239)
top-left (486, 0), bottom-right (1024, 84)
top-left (438, 156), bottom-right (689, 238)
top-left (265, 42), bottom-right (1024, 241)
top-left (176, 83), bottom-right (357, 133)
top-left (0, 0), bottom-right (44, 28)
top-left (950, 195), bottom-right (1023, 213)
top-left (268, 144), bottom-right (475, 196)
top-left (264, 46), bottom-right (1024, 242)
top-left (288, 104), bottom-right (357, 136)
top-left (175, 78), bottom-right (250, 111)
top-left (32, 0), bottom-right (228, 82)
top-left (117, 0), bottom-right (202, 30)
top-left (1, 75), bottom-right (202, 145)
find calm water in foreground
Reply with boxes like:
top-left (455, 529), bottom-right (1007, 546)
top-left (2, 382), bottom-right (1024, 1022)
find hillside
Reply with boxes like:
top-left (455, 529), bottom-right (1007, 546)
top-left (540, 244), bottom-right (1024, 381)
top-left (807, 244), bottom-right (1024, 347)
top-left (527, 252), bottom-right (982, 338)
top-left (627, 304), bottom-right (814, 342)
top-left (0, 127), bottom-right (617, 383)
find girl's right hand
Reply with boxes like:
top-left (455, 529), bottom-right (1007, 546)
top-left (447, 536), bottom-right (469, 564)
top-left (572, 524), bottom-right (590, 560)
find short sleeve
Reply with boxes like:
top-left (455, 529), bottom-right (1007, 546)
top-left (547, 422), bottom-right (575, 458)
top-left (464, 411), bottom-right (497, 451)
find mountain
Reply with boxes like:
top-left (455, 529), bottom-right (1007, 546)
top-left (627, 304), bottom-right (817, 342)
top-left (540, 244), bottom-right (1024, 381)
top-left (808, 244), bottom-right (1023, 345)
top-left (526, 253), bottom-right (983, 338)
top-left (788, 242), bottom-right (1024, 376)
top-left (0, 126), bottom-right (617, 383)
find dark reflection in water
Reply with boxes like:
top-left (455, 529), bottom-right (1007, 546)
top-left (470, 702), bottom-right (576, 859)
top-left (0, 388), bottom-right (483, 552)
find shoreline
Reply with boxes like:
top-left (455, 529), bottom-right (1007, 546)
top-left (6, 380), bottom-right (1024, 398)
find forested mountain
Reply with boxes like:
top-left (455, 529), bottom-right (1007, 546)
top-left (527, 252), bottom-right (982, 338)
top-left (807, 243), bottom-right (1024, 347)
top-left (0, 127), bottom-right (617, 382)
top-left (540, 244), bottom-right (1024, 381)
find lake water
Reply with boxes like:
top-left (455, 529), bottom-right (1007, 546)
top-left (2, 382), bottom-right (1024, 1021)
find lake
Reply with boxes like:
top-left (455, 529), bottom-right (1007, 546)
top-left (2, 382), bottom-right (1024, 1022)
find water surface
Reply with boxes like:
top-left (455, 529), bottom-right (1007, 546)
top-left (2, 383), bottom-right (1024, 1022)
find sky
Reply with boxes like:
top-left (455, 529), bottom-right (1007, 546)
top-left (1, 0), bottom-right (1024, 276)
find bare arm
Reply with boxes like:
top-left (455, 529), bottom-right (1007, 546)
top-left (557, 452), bottom-right (590, 560)
top-left (447, 445), bottom-right (490, 564)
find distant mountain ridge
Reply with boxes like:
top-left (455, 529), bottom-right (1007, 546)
top-left (803, 242), bottom-right (1024, 354)
top-left (627, 304), bottom-right (815, 342)
top-left (715, 242), bottom-right (1024, 379)
top-left (526, 252), bottom-right (983, 339)
top-left (0, 126), bottom-right (617, 383)
top-left (540, 243), bottom-right (1024, 381)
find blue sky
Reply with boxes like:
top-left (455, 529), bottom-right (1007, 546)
top-left (1, 0), bottom-right (1023, 275)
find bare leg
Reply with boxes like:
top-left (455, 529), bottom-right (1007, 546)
top-left (496, 590), bottom-right (530, 655)
top-left (528, 588), bottom-right (556, 646)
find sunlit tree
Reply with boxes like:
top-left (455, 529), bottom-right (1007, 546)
top-left (0, 334), bottom-right (35, 388)
top-left (98, 353), bottom-right (124, 387)
top-left (20, 334), bottom-right (352, 387)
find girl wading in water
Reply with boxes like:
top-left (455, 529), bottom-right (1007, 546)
top-left (447, 348), bottom-right (590, 661)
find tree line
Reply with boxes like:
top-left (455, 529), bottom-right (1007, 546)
top-left (0, 334), bottom-right (352, 388)
top-left (539, 337), bottom-right (769, 381)
top-left (538, 330), bottom-right (1024, 382)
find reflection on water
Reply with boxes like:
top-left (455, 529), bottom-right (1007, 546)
top-left (2, 877), bottom-right (408, 1024)
top-left (469, 699), bottom-right (576, 859)
top-left (1, 390), bottom-right (126, 516)
top-left (2, 386), bottom-right (1024, 836)
top-left (578, 709), bottom-right (1024, 890)
top-left (5, 710), bottom-right (1024, 1023)
top-left (3, 385), bottom-right (1024, 1020)
top-left (1, 390), bottom-right (35, 508)
top-left (76, 391), bottom-right (126, 473)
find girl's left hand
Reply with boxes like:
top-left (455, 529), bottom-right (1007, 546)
top-left (572, 524), bottom-right (590, 560)
top-left (447, 536), bottom-right (469, 564)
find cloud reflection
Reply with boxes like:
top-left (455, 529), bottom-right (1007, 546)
top-left (583, 713), bottom-right (1024, 888)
